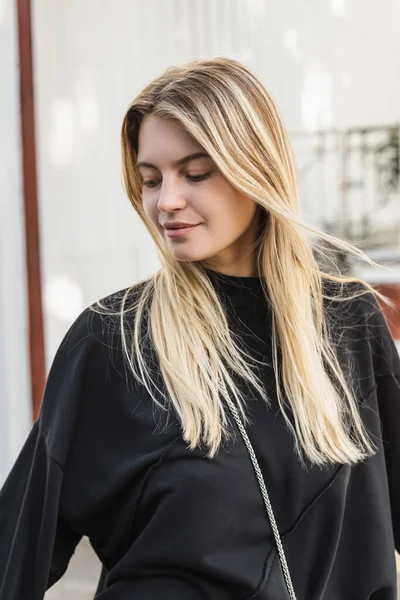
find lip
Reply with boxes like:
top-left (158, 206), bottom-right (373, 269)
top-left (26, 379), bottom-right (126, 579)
top-left (165, 224), bottom-right (199, 238)
top-left (163, 221), bottom-right (197, 229)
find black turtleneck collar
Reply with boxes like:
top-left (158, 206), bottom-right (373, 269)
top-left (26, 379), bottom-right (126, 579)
top-left (203, 268), bottom-right (269, 310)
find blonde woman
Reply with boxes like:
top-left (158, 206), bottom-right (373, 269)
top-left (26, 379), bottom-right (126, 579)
top-left (1, 57), bottom-right (399, 600)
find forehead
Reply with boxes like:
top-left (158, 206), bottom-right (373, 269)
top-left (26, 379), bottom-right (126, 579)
top-left (137, 115), bottom-right (203, 165)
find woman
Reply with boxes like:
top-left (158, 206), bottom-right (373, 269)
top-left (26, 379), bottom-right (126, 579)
top-left (0, 57), bottom-right (399, 600)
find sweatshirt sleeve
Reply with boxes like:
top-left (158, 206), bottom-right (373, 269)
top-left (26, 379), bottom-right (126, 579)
top-left (0, 308), bottom-right (104, 599)
top-left (0, 423), bottom-right (82, 597)
top-left (368, 296), bottom-right (400, 553)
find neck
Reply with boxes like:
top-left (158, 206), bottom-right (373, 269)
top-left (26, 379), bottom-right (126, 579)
top-left (201, 258), bottom-right (259, 278)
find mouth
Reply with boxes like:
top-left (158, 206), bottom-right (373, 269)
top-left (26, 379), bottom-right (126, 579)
top-left (165, 224), bottom-right (200, 238)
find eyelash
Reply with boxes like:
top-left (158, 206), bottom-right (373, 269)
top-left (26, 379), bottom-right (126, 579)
top-left (142, 173), bottom-right (210, 188)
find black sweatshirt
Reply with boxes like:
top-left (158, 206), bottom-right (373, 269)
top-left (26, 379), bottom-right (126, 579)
top-left (0, 269), bottom-right (399, 599)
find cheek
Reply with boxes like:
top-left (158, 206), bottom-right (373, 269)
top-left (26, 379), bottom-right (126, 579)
top-left (203, 187), bottom-right (256, 233)
top-left (238, 199), bottom-right (258, 227)
top-left (142, 194), bottom-right (158, 223)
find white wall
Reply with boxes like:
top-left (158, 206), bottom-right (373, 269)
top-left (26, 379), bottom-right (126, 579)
top-left (31, 0), bottom-right (400, 363)
top-left (0, 0), bottom-right (32, 484)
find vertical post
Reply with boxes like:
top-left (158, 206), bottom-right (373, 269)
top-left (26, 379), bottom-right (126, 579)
top-left (16, 0), bottom-right (45, 420)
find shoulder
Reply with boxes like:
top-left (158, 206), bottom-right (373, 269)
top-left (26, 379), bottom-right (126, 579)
top-left (58, 280), bottom-right (152, 359)
top-left (42, 280), bottom-right (153, 405)
top-left (39, 281), bottom-right (154, 460)
top-left (322, 278), bottom-right (382, 325)
top-left (322, 278), bottom-right (399, 373)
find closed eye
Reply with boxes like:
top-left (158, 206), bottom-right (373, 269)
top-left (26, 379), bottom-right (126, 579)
top-left (142, 179), bottom-right (161, 188)
top-left (142, 172), bottom-right (210, 188)
top-left (186, 173), bottom-right (210, 182)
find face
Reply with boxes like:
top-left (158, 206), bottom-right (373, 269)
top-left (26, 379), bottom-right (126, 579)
top-left (136, 115), bottom-right (261, 276)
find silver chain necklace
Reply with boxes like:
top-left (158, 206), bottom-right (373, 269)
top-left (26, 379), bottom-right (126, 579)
top-left (225, 396), bottom-right (297, 600)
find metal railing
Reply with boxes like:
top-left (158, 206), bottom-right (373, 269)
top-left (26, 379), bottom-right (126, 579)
top-left (291, 124), bottom-right (400, 252)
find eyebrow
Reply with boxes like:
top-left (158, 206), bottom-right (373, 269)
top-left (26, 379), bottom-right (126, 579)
top-left (135, 152), bottom-right (210, 170)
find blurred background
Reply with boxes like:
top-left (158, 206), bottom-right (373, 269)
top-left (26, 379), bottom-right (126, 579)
top-left (1, 0), bottom-right (400, 598)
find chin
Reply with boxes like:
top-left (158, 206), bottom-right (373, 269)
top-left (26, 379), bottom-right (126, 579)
top-left (171, 247), bottom-right (216, 263)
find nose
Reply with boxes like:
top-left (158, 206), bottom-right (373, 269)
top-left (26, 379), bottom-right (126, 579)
top-left (157, 179), bottom-right (186, 212)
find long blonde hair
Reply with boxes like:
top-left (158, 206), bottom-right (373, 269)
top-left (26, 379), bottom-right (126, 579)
top-left (99, 57), bottom-right (393, 465)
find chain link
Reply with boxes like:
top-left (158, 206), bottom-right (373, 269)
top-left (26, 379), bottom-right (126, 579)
top-left (225, 397), bottom-right (297, 600)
